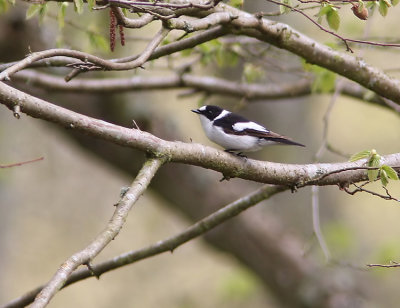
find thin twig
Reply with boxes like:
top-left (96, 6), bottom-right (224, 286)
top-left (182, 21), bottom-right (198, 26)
top-left (343, 183), bottom-right (400, 202)
top-left (29, 157), bottom-right (165, 308)
top-left (367, 261), bottom-right (400, 268)
top-left (264, 0), bottom-right (400, 52)
top-left (0, 157), bottom-right (44, 168)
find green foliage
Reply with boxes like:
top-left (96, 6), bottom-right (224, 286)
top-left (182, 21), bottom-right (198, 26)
top-left (26, 3), bottom-right (48, 23)
top-left (317, 4), bottom-right (340, 31)
top-left (73, 0), bottom-right (84, 14)
top-left (280, 0), bottom-right (292, 14)
top-left (243, 63), bottom-right (265, 83)
top-left (218, 269), bottom-right (258, 302)
top-left (349, 149), bottom-right (371, 162)
top-left (0, 0), bottom-right (15, 13)
top-left (0, 0), bottom-right (9, 14)
top-left (373, 241), bottom-right (400, 265)
top-left (228, 0), bottom-right (244, 8)
top-left (88, 32), bottom-right (109, 52)
top-left (198, 40), bottom-right (239, 68)
top-left (378, 0), bottom-right (391, 16)
top-left (367, 150), bottom-right (381, 181)
top-left (57, 2), bottom-right (68, 29)
top-left (87, 0), bottom-right (95, 11)
top-left (324, 223), bottom-right (354, 256)
top-left (349, 149), bottom-right (399, 186)
top-left (392, 0), bottom-right (399, 6)
top-left (303, 62), bottom-right (336, 93)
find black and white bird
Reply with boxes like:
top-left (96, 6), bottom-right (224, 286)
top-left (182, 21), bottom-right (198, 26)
top-left (192, 105), bottom-right (305, 155)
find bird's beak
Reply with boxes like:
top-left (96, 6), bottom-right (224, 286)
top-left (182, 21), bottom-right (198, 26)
top-left (191, 109), bottom-right (200, 114)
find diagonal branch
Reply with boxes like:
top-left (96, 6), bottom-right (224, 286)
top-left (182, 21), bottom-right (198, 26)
top-left (1, 184), bottom-right (286, 308)
top-left (1, 80), bottom-right (399, 186)
top-left (29, 157), bottom-right (165, 308)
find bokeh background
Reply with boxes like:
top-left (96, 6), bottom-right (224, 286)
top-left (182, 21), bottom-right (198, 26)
top-left (1, 1), bottom-right (400, 307)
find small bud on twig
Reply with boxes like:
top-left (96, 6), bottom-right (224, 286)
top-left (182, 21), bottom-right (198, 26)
top-left (351, 2), bottom-right (368, 20)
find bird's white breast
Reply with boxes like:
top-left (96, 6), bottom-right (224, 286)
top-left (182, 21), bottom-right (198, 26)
top-left (198, 115), bottom-right (267, 151)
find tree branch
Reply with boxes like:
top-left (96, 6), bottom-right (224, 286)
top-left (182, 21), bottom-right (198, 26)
top-left (1, 80), bottom-right (399, 187)
top-left (1, 184), bottom-right (286, 308)
top-left (0, 26), bottom-right (170, 80)
top-left (11, 70), bottom-right (393, 111)
top-left (29, 157), bottom-right (165, 308)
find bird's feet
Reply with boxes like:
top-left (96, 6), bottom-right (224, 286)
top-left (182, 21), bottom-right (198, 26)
top-left (224, 149), bottom-right (247, 158)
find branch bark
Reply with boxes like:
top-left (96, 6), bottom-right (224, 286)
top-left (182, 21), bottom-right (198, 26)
top-left (1, 80), bottom-right (399, 187)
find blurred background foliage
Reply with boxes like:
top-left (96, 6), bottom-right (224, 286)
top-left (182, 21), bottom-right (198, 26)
top-left (1, 0), bottom-right (400, 307)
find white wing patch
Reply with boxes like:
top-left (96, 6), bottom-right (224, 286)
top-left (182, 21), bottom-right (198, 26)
top-left (214, 110), bottom-right (230, 121)
top-left (232, 121), bottom-right (268, 132)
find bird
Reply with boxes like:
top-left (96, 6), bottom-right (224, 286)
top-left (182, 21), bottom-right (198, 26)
top-left (191, 105), bottom-right (305, 156)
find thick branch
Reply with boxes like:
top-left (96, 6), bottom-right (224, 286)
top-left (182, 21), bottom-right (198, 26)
top-left (1, 80), bottom-right (399, 186)
top-left (29, 157), bottom-right (164, 308)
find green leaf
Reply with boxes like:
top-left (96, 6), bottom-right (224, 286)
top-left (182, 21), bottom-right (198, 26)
top-left (378, 0), bottom-right (389, 16)
top-left (88, 33), bottom-right (109, 52)
top-left (58, 2), bottom-right (68, 29)
top-left (367, 152), bottom-right (381, 181)
top-left (368, 153), bottom-right (381, 167)
top-left (26, 4), bottom-right (41, 19)
top-left (317, 4), bottom-right (332, 17)
top-left (216, 47), bottom-right (239, 68)
top-left (349, 150), bottom-right (371, 162)
top-left (243, 63), bottom-right (265, 83)
top-left (326, 8), bottom-right (340, 31)
top-left (280, 0), bottom-right (292, 14)
top-left (392, 0), bottom-right (399, 6)
top-left (87, 0), bottom-right (95, 10)
top-left (0, 0), bottom-right (10, 14)
top-left (380, 169), bottom-right (389, 186)
top-left (7, 0), bottom-right (15, 6)
top-left (73, 0), bottom-right (84, 14)
top-left (381, 165), bottom-right (399, 180)
top-left (228, 0), bottom-right (244, 8)
top-left (304, 64), bottom-right (336, 93)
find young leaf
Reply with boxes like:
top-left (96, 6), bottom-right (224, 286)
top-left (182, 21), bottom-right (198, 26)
top-left (26, 4), bottom-right (41, 19)
top-left (380, 169), bottom-right (389, 187)
top-left (87, 0), bottom-right (95, 10)
top-left (73, 0), bottom-right (84, 14)
top-left (327, 8), bottom-right (340, 31)
top-left (228, 0), bottom-right (244, 8)
top-left (243, 63), bottom-right (265, 83)
top-left (280, 0), bottom-right (292, 14)
top-left (349, 150), bottom-right (371, 162)
top-left (317, 4), bottom-right (332, 17)
top-left (381, 165), bottom-right (399, 180)
top-left (367, 153), bottom-right (381, 181)
top-left (378, 0), bottom-right (389, 16)
top-left (88, 33), bottom-right (109, 52)
top-left (58, 2), bottom-right (68, 29)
